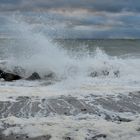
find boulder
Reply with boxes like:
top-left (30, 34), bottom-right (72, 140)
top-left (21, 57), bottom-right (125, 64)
top-left (26, 72), bottom-right (41, 80)
top-left (0, 70), bottom-right (22, 81)
top-left (114, 70), bottom-right (120, 77)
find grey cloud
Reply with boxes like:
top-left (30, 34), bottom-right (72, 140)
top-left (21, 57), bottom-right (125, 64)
top-left (0, 0), bottom-right (140, 38)
top-left (0, 0), bottom-right (140, 12)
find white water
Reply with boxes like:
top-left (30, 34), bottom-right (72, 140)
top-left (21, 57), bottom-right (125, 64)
top-left (1, 115), bottom-right (140, 140)
top-left (0, 15), bottom-right (140, 89)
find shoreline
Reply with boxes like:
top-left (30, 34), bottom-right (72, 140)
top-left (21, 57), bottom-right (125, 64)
top-left (0, 91), bottom-right (140, 139)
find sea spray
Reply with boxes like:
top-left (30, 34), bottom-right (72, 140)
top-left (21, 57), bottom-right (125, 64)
top-left (3, 15), bottom-right (73, 79)
top-left (0, 14), bottom-right (140, 89)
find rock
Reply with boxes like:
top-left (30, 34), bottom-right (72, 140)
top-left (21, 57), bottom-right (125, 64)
top-left (0, 69), bottom-right (22, 81)
top-left (102, 70), bottom-right (109, 76)
top-left (26, 72), bottom-right (41, 80)
top-left (13, 66), bottom-right (26, 76)
top-left (91, 134), bottom-right (107, 140)
top-left (90, 70), bottom-right (109, 77)
top-left (114, 70), bottom-right (120, 77)
top-left (0, 69), bottom-right (3, 75)
top-left (90, 71), bottom-right (98, 77)
top-left (64, 136), bottom-right (72, 140)
top-left (117, 116), bottom-right (132, 122)
top-left (81, 108), bottom-right (87, 111)
top-left (90, 70), bottom-right (120, 78)
top-left (0, 70), bottom-right (41, 81)
top-left (44, 72), bottom-right (56, 80)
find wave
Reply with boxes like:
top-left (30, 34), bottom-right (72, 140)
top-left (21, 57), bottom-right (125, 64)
top-left (0, 15), bottom-right (140, 88)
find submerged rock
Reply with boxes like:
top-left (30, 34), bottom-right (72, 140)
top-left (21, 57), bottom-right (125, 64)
top-left (90, 71), bottom-right (98, 77)
top-left (102, 70), bottom-right (109, 76)
top-left (13, 66), bottom-right (26, 76)
top-left (91, 134), bottom-right (107, 140)
top-left (89, 70), bottom-right (120, 78)
top-left (44, 72), bottom-right (56, 80)
top-left (89, 70), bottom-right (109, 77)
top-left (0, 70), bottom-right (22, 81)
top-left (113, 70), bottom-right (120, 77)
top-left (26, 72), bottom-right (41, 80)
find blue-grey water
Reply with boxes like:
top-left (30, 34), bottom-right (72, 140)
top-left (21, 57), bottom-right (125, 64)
top-left (1, 38), bottom-right (140, 59)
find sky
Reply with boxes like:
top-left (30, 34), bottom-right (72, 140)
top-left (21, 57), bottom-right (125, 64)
top-left (0, 0), bottom-right (140, 39)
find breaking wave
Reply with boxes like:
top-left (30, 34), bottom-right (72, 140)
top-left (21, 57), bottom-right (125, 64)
top-left (0, 15), bottom-right (140, 88)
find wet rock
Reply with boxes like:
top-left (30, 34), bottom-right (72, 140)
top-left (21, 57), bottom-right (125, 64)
top-left (44, 72), bottom-right (56, 80)
top-left (0, 69), bottom-right (3, 74)
top-left (64, 136), bottom-right (73, 140)
top-left (89, 71), bottom-right (98, 77)
top-left (102, 70), bottom-right (109, 76)
top-left (114, 70), bottom-right (120, 77)
top-left (26, 72), bottom-right (41, 80)
top-left (117, 116), bottom-right (132, 122)
top-left (81, 108), bottom-right (87, 111)
top-left (91, 134), bottom-right (107, 140)
top-left (0, 70), bottom-right (22, 81)
top-left (90, 70), bottom-right (109, 77)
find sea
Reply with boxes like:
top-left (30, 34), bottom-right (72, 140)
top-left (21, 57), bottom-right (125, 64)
top-left (0, 15), bottom-right (140, 140)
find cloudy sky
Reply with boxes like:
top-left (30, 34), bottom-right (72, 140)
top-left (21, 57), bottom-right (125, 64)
top-left (0, 0), bottom-right (140, 39)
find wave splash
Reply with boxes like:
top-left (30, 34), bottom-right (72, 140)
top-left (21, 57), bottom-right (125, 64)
top-left (0, 15), bottom-right (140, 87)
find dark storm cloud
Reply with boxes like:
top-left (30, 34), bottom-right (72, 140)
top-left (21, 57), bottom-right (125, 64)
top-left (0, 0), bottom-right (140, 12)
top-left (0, 0), bottom-right (140, 38)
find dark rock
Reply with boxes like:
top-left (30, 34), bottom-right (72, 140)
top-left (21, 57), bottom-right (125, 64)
top-left (26, 72), bottom-right (41, 80)
top-left (0, 70), bottom-right (22, 81)
top-left (117, 116), bottom-right (132, 122)
top-left (90, 71), bottom-right (98, 77)
top-left (44, 72), bottom-right (56, 80)
top-left (64, 112), bottom-right (68, 115)
top-left (81, 108), bottom-right (87, 111)
top-left (102, 70), bottom-right (109, 76)
top-left (64, 136), bottom-right (72, 140)
top-left (25, 135), bottom-right (29, 139)
top-left (0, 69), bottom-right (3, 74)
top-left (114, 70), bottom-right (120, 77)
top-left (90, 70), bottom-right (109, 78)
top-left (91, 134), bottom-right (107, 140)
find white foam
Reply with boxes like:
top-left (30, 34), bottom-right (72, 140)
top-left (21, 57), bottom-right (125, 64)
top-left (1, 115), bottom-right (140, 140)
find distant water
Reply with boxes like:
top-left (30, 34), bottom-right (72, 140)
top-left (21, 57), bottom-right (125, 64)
top-left (57, 39), bottom-right (140, 57)
top-left (1, 38), bottom-right (140, 58)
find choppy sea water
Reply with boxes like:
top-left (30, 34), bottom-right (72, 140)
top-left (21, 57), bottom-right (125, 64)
top-left (0, 16), bottom-right (140, 140)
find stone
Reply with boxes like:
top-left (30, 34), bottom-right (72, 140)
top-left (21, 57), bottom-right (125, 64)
top-left (102, 70), bottom-right (109, 76)
top-left (114, 70), bottom-right (120, 77)
top-left (91, 134), bottom-right (107, 140)
top-left (89, 71), bottom-right (98, 77)
top-left (26, 72), bottom-right (41, 80)
top-left (0, 70), bottom-right (22, 81)
top-left (44, 72), bottom-right (56, 80)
